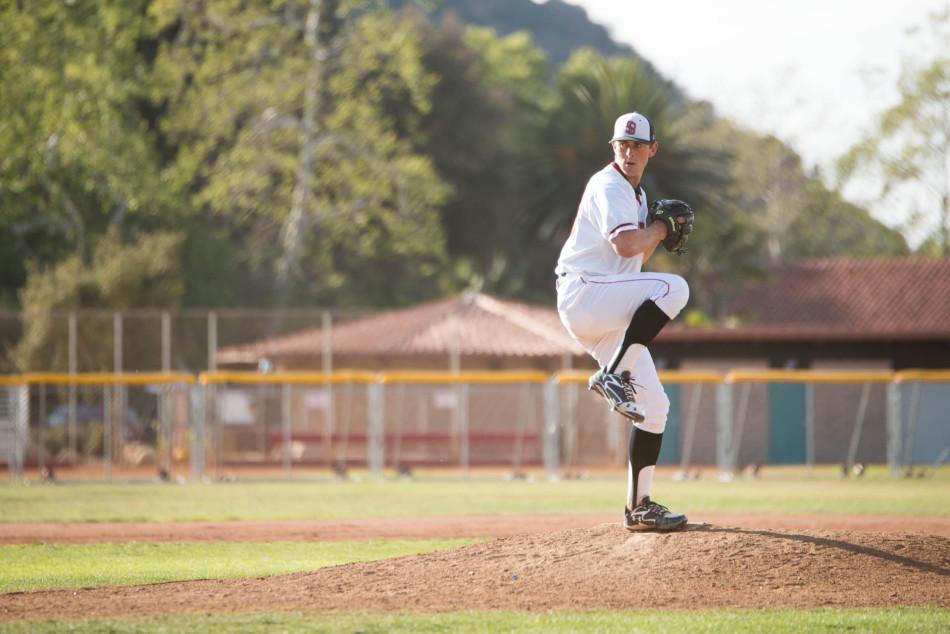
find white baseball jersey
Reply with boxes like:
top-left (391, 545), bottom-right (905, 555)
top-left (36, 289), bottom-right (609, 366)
top-left (555, 163), bottom-right (648, 278)
top-left (554, 160), bottom-right (689, 436)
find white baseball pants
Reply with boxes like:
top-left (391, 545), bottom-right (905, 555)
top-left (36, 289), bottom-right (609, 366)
top-left (556, 271), bottom-right (689, 434)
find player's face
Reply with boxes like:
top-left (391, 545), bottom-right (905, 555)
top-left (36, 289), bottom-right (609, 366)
top-left (612, 140), bottom-right (657, 184)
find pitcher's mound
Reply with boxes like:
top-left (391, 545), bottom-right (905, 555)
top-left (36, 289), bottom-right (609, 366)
top-left (2, 524), bottom-right (948, 620)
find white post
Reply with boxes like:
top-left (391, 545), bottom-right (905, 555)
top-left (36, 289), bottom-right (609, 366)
top-left (322, 310), bottom-right (334, 468)
top-left (207, 311), bottom-right (218, 372)
top-left (113, 312), bottom-right (124, 472)
top-left (282, 383), bottom-right (292, 478)
top-left (37, 382), bottom-right (47, 476)
top-left (114, 313), bottom-right (123, 373)
top-left (68, 312), bottom-right (77, 458)
top-left (903, 382), bottom-right (921, 468)
top-left (205, 310), bottom-right (221, 477)
top-left (805, 382), bottom-right (815, 473)
top-left (886, 381), bottom-right (902, 477)
top-left (162, 311), bottom-right (171, 372)
top-left (845, 382), bottom-right (872, 472)
top-left (103, 384), bottom-right (112, 482)
top-left (542, 379), bottom-right (560, 481)
top-left (159, 313), bottom-right (172, 475)
top-left (367, 382), bottom-right (384, 476)
top-left (189, 384), bottom-right (206, 480)
top-left (716, 381), bottom-right (735, 478)
top-left (12, 385), bottom-right (29, 481)
top-left (459, 382), bottom-right (470, 479)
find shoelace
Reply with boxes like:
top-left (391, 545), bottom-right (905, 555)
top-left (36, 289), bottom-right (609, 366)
top-left (645, 500), bottom-right (669, 513)
top-left (619, 372), bottom-right (638, 402)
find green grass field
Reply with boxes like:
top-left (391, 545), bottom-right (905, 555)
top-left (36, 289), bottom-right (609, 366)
top-left (0, 539), bottom-right (475, 593)
top-left (5, 608), bottom-right (949, 633)
top-left (2, 466), bottom-right (947, 522)
top-left (1, 467), bottom-right (947, 632)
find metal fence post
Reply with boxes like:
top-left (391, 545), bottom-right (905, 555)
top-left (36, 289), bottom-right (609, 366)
top-left (678, 383), bottom-right (703, 477)
top-left (459, 383), bottom-right (470, 479)
top-left (104, 384), bottom-right (112, 482)
top-left (543, 379), bottom-right (560, 481)
top-left (207, 311), bottom-right (218, 372)
top-left (902, 382), bottom-right (921, 469)
top-left (113, 312), bottom-right (125, 475)
top-left (716, 380), bottom-right (735, 478)
top-left (189, 384), bottom-right (206, 481)
top-left (159, 384), bottom-right (171, 477)
top-left (8, 385), bottom-right (29, 481)
top-left (805, 381), bottom-right (815, 474)
top-left (322, 311), bottom-right (334, 466)
top-left (367, 381), bottom-right (384, 477)
top-left (68, 312), bottom-right (77, 458)
top-left (886, 380), bottom-right (902, 477)
top-left (281, 383), bottom-right (292, 479)
top-left (845, 381), bottom-right (872, 473)
top-left (161, 311), bottom-right (171, 372)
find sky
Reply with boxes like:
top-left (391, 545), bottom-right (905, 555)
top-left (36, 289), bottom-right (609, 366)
top-left (559, 0), bottom-right (948, 242)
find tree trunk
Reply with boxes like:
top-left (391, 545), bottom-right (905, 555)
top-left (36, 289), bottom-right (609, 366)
top-left (276, 0), bottom-right (340, 290)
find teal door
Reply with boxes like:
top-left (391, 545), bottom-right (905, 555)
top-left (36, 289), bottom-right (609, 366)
top-left (658, 384), bottom-right (681, 464)
top-left (768, 383), bottom-right (806, 464)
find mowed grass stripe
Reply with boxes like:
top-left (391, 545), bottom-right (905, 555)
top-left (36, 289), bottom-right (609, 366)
top-left (0, 539), bottom-right (475, 593)
top-left (4, 608), bottom-right (949, 633)
top-left (1, 467), bottom-right (948, 523)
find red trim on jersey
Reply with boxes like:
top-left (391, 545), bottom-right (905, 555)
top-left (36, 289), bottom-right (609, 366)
top-left (608, 222), bottom-right (636, 236)
top-left (610, 163), bottom-right (642, 204)
top-left (580, 276), bottom-right (672, 298)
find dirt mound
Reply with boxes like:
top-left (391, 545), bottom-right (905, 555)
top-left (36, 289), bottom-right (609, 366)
top-left (4, 513), bottom-right (948, 544)
top-left (2, 523), bottom-right (948, 620)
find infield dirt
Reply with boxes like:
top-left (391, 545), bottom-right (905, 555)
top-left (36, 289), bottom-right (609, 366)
top-left (1, 519), bottom-right (948, 620)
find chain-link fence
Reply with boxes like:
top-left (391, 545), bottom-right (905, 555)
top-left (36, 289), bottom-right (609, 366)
top-left (2, 370), bottom-right (948, 482)
top-left (1, 308), bottom-right (369, 374)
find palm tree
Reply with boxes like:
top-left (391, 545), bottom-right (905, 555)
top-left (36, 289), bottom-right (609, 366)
top-left (512, 49), bottom-right (732, 306)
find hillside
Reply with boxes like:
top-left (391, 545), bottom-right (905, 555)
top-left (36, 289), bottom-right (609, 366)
top-left (398, 0), bottom-right (659, 68)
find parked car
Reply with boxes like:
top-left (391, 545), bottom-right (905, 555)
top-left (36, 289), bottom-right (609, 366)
top-left (45, 404), bottom-right (147, 440)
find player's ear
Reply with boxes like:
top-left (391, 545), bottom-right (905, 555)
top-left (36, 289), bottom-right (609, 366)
top-left (649, 141), bottom-right (659, 157)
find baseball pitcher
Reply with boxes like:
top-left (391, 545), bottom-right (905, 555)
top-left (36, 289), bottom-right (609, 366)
top-left (555, 112), bottom-right (693, 532)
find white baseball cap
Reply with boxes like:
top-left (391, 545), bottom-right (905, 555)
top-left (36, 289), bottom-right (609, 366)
top-left (610, 112), bottom-right (655, 144)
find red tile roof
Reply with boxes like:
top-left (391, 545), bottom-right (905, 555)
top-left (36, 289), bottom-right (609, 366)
top-left (217, 292), bottom-right (585, 363)
top-left (219, 258), bottom-right (950, 364)
top-left (661, 257), bottom-right (950, 341)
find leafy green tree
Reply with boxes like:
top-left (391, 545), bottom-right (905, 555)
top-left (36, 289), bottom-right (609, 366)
top-left (0, 1), bottom-right (179, 306)
top-left (838, 8), bottom-right (949, 255)
top-left (13, 230), bottom-right (183, 372)
top-left (680, 108), bottom-right (910, 317)
top-left (518, 50), bottom-right (732, 308)
top-left (786, 179), bottom-right (909, 258)
top-left (151, 0), bottom-right (451, 307)
top-left (404, 9), bottom-right (551, 292)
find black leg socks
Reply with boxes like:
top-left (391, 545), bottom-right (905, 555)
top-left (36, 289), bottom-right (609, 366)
top-left (629, 426), bottom-right (663, 507)
top-left (606, 300), bottom-right (671, 374)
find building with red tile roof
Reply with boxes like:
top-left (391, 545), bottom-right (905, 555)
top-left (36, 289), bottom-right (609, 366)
top-left (217, 291), bottom-right (588, 371)
top-left (658, 257), bottom-right (950, 369)
top-left (218, 258), bottom-right (950, 371)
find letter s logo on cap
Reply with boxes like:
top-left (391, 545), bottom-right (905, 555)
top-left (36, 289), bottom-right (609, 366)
top-left (625, 120), bottom-right (637, 135)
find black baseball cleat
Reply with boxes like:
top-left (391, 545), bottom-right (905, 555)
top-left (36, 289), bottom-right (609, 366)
top-left (588, 369), bottom-right (646, 422)
top-left (624, 497), bottom-right (688, 532)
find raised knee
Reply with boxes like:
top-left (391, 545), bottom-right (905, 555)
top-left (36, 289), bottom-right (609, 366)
top-left (637, 389), bottom-right (670, 434)
top-left (656, 275), bottom-right (689, 318)
top-left (670, 275), bottom-right (689, 309)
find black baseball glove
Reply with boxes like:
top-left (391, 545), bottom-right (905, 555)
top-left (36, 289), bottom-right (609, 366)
top-left (648, 199), bottom-right (694, 254)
